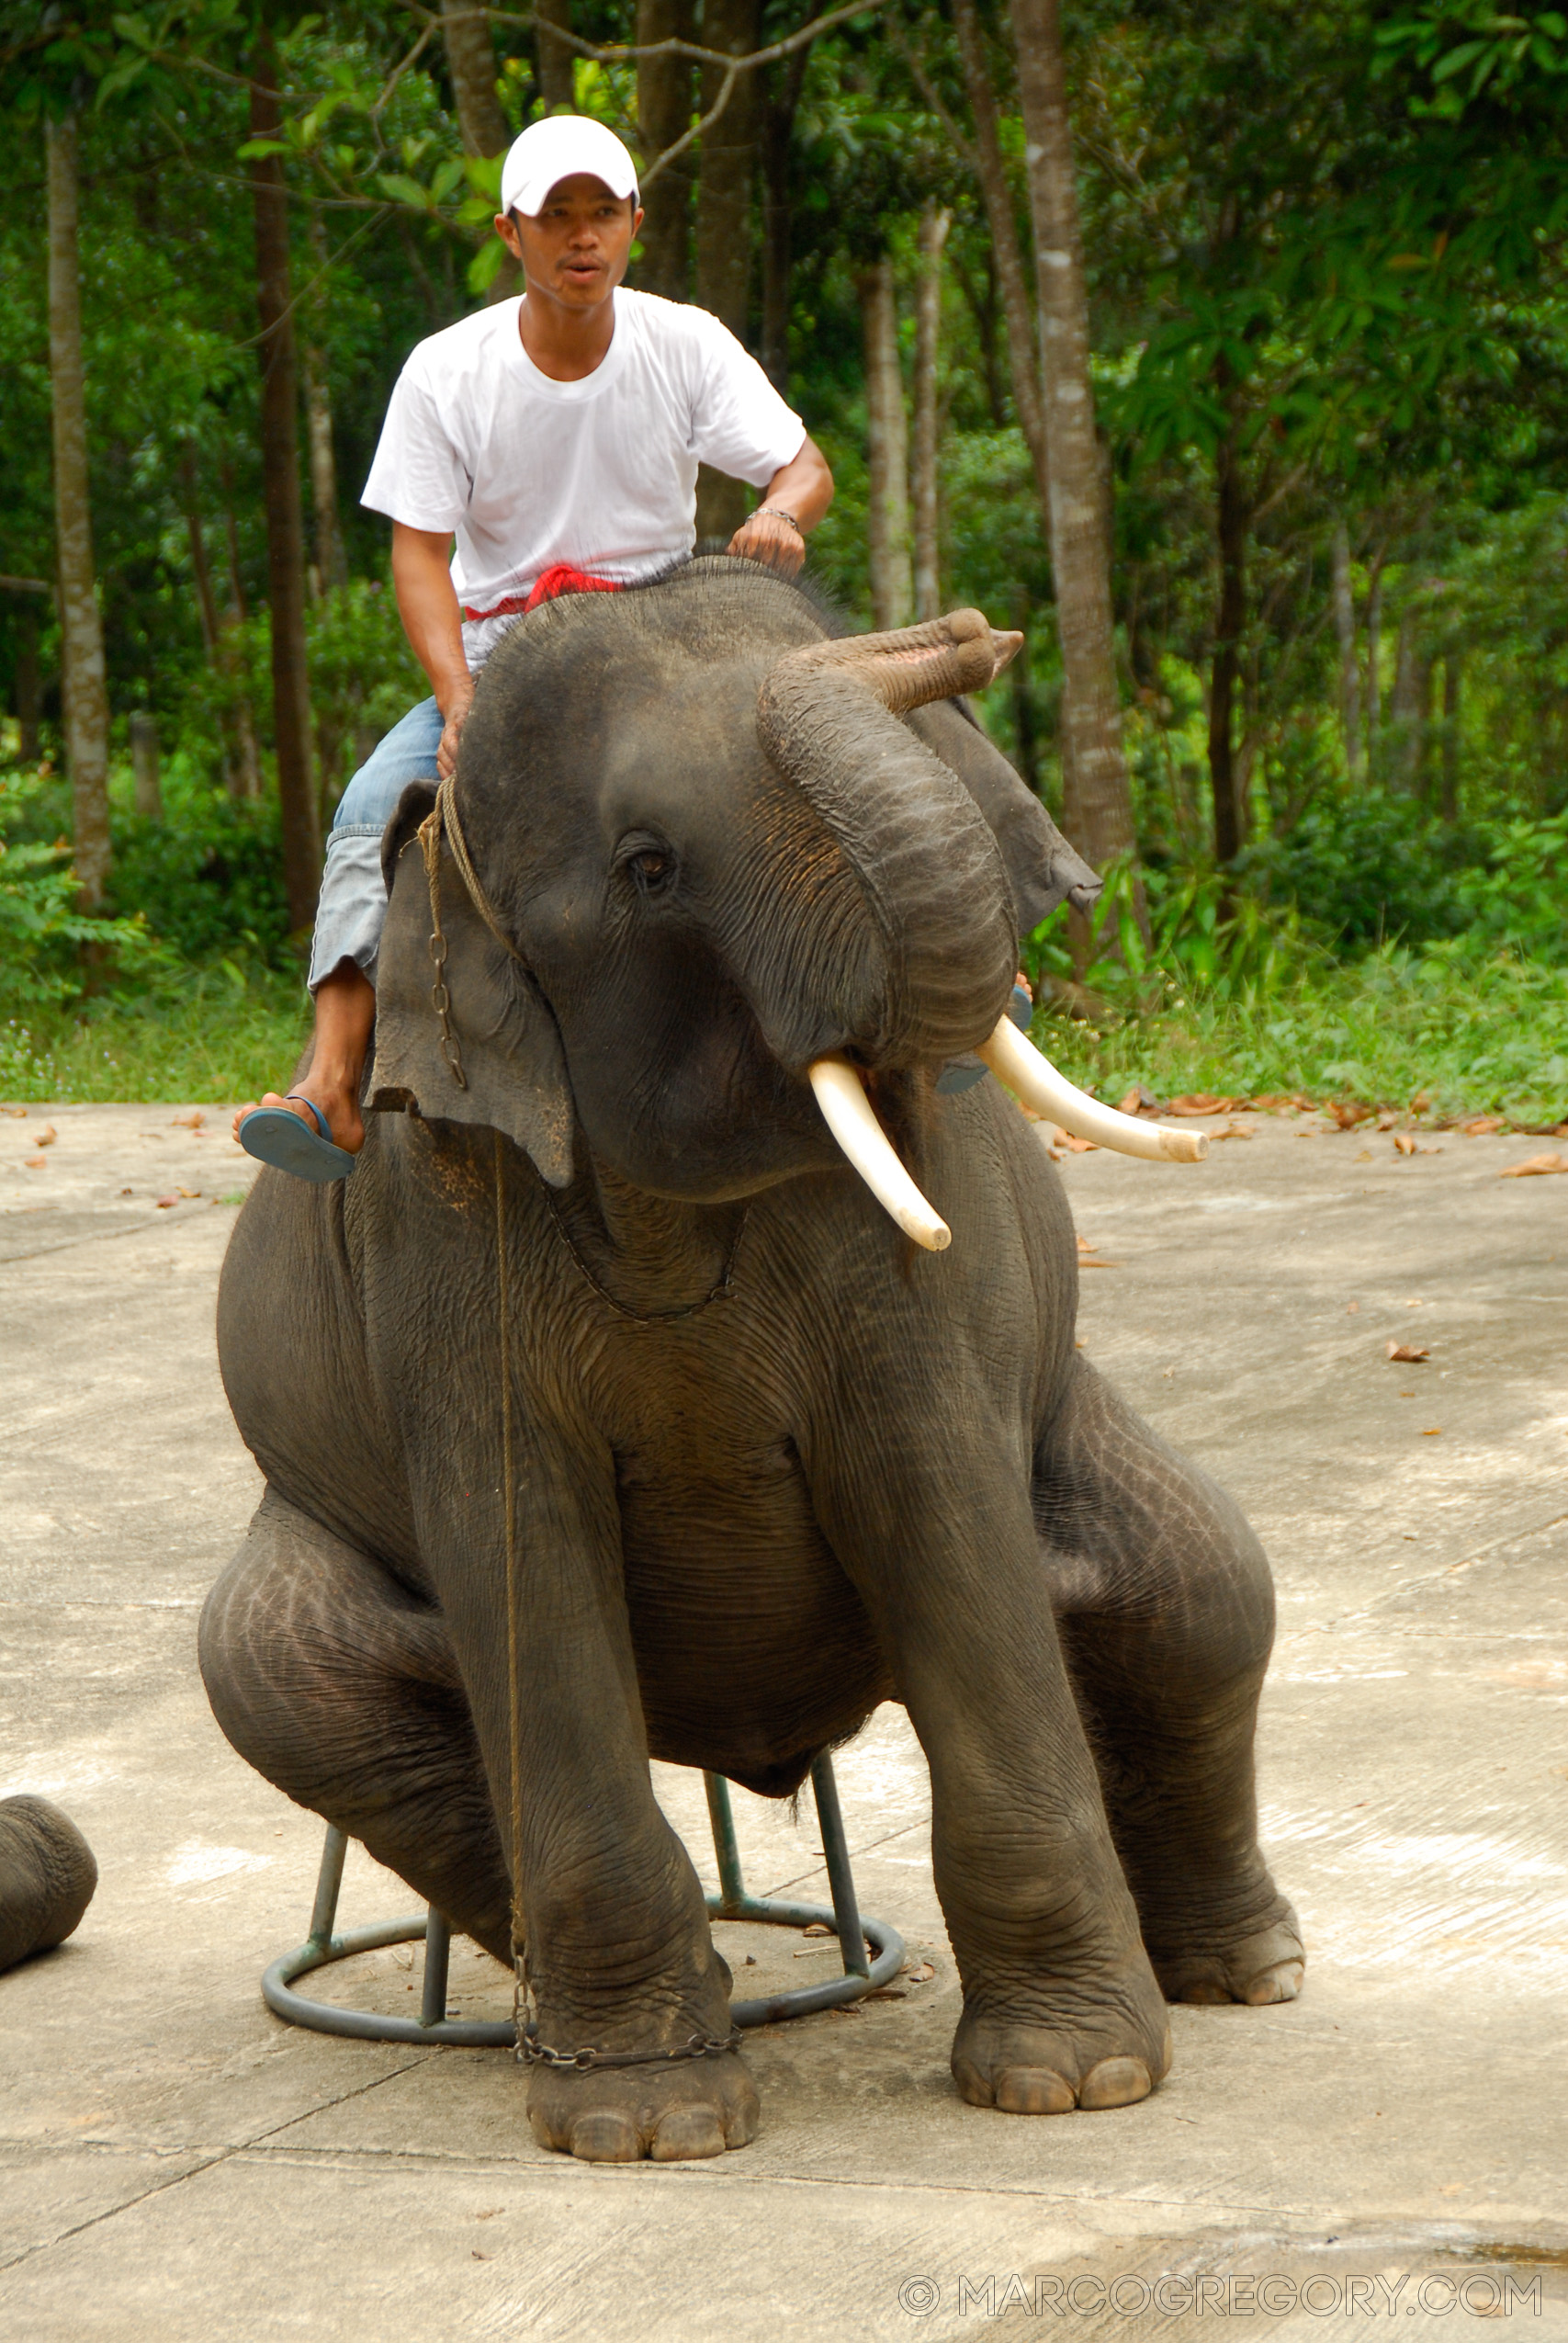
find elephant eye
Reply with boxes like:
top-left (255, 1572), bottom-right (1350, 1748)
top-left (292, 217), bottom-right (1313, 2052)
top-left (623, 843), bottom-right (675, 895)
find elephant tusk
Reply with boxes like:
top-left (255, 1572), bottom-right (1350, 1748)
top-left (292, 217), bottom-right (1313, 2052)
top-left (807, 1058), bottom-right (952, 1251)
top-left (978, 1016), bottom-right (1210, 1164)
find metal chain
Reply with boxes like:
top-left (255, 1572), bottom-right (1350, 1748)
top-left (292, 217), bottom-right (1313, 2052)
top-left (520, 2026), bottom-right (743, 2072)
top-left (418, 798), bottom-right (468, 1091)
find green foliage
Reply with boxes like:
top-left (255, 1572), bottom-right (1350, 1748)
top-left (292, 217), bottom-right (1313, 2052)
top-left (0, 960), bottom-right (310, 1104)
top-left (0, 768), bottom-right (157, 1010)
top-left (106, 793), bottom-right (293, 967)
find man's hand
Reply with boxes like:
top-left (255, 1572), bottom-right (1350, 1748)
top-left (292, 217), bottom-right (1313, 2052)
top-left (437, 676), bottom-right (476, 779)
top-left (728, 507), bottom-right (806, 575)
top-left (726, 439), bottom-right (833, 576)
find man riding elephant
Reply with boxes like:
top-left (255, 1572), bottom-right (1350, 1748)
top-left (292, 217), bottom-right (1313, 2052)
top-left (236, 112), bottom-right (832, 1180)
top-left (204, 560), bottom-right (1303, 2164)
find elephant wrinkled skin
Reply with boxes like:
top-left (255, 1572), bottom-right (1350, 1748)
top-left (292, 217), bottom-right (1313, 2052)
top-left (203, 561), bottom-right (1302, 2164)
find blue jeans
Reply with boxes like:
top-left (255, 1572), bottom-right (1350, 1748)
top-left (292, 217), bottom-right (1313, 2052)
top-left (307, 697), bottom-right (444, 990)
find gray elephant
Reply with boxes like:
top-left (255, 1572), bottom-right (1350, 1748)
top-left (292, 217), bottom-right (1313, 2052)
top-left (202, 560), bottom-right (1302, 2164)
top-left (0, 1796), bottom-right (96, 1972)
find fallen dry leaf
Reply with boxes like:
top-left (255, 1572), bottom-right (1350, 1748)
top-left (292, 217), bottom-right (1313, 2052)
top-left (1059, 1133), bottom-right (1099, 1153)
top-left (1387, 1341), bottom-right (1430, 1363)
top-left (1253, 1092), bottom-right (1314, 1112)
top-left (1499, 1152), bottom-right (1568, 1178)
top-left (1165, 1092), bottom-right (1247, 1116)
top-left (1347, 1301), bottom-right (1360, 1313)
top-left (171, 1110), bottom-right (205, 1129)
top-left (155, 1194), bottom-right (178, 1209)
top-left (175, 1185), bottom-right (201, 1200)
top-left (1460, 1115), bottom-right (1506, 1136)
top-left (34, 1125), bottom-right (56, 1148)
top-left (1, 1105), bottom-right (26, 1118)
top-left (1356, 1148), bottom-right (1373, 1162)
top-left (1116, 1083), bottom-right (1163, 1116)
top-left (23, 1155), bottom-right (47, 1171)
top-left (1377, 1109), bottom-right (1397, 1131)
top-left (1325, 1100), bottom-right (1373, 1129)
top-left (1422, 1427), bottom-right (1442, 1436)
top-left (1211, 1120), bottom-right (1254, 1142)
top-left (1393, 1133), bottom-right (1416, 1156)
top-left (1410, 1091), bottom-right (1431, 1115)
top-left (900, 1958), bottom-right (936, 1984)
top-left (118, 1187), bottom-right (132, 1197)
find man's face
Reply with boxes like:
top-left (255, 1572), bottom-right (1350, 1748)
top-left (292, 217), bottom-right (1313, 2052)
top-left (496, 174), bottom-right (643, 312)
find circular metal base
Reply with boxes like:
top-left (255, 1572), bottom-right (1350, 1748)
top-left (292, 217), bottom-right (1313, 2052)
top-left (262, 1898), bottom-right (905, 2046)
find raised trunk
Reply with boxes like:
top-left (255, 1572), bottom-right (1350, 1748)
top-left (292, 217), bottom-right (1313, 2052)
top-left (1208, 424), bottom-right (1247, 866)
top-left (46, 112), bottom-right (110, 911)
top-left (952, 0), bottom-right (1047, 501)
top-left (860, 258), bottom-right (911, 631)
top-left (536, 0), bottom-right (576, 114)
top-left (1010, 0), bottom-right (1136, 888)
top-left (637, 0), bottom-right (695, 302)
top-left (754, 621), bottom-right (1018, 1071)
top-left (912, 206), bottom-right (950, 625)
top-left (1332, 521), bottom-right (1362, 780)
top-left (694, 0), bottom-right (761, 544)
top-left (251, 30), bottom-right (322, 927)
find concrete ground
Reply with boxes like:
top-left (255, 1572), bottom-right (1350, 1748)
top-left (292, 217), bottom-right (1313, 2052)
top-left (1, 1097), bottom-right (1565, 2340)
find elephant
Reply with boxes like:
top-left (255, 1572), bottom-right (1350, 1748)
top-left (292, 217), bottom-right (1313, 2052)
top-left (0, 1795), bottom-right (97, 1973)
top-left (202, 558), bottom-right (1303, 2164)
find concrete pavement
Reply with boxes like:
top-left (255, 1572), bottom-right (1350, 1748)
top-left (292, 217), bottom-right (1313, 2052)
top-left (1, 1098), bottom-right (1565, 2339)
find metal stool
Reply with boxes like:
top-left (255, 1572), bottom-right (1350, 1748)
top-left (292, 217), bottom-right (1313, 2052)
top-left (262, 1752), bottom-right (905, 2046)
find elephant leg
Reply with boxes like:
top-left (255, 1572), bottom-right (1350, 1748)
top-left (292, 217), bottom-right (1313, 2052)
top-left (198, 1489), bottom-right (513, 1961)
top-left (811, 1389), bottom-right (1172, 2118)
top-left (1034, 1359), bottom-right (1303, 2008)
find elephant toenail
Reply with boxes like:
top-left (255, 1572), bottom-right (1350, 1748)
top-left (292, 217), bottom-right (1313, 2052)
top-left (1245, 1961), bottom-right (1303, 2006)
top-left (1178, 1977), bottom-right (1231, 2006)
top-left (1078, 2056), bottom-right (1153, 2110)
top-left (567, 2110), bottom-right (642, 2162)
top-left (649, 2107), bottom-right (728, 2161)
top-left (994, 2066), bottom-right (1075, 2115)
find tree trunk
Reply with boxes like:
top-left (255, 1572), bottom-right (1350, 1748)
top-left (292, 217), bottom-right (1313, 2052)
top-left (1391, 607), bottom-right (1426, 792)
top-left (1208, 423), bottom-right (1248, 865)
top-left (16, 608), bottom-right (41, 763)
top-left (442, 0), bottom-right (511, 153)
top-left (130, 712), bottom-right (162, 821)
top-left (953, 0), bottom-right (1047, 501)
top-left (637, 0), bottom-right (695, 302)
top-left (251, 29), bottom-right (321, 927)
top-left (45, 112), bottom-right (110, 911)
top-left (1009, 0), bottom-right (1137, 897)
top-left (761, 41), bottom-right (814, 391)
top-left (536, 0), bottom-right (576, 113)
top-left (1332, 521), bottom-right (1362, 780)
top-left (441, 0), bottom-right (519, 303)
top-left (694, 0), bottom-right (761, 543)
top-left (860, 256), bottom-right (912, 630)
top-left (1365, 549), bottom-right (1384, 756)
top-left (303, 216), bottom-right (347, 592)
top-left (1439, 654), bottom-right (1461, 821)
top-left (911, 205), bottom-right (950, 624)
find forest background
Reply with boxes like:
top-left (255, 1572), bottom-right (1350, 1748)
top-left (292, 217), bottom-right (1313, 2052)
top-left (2, 0), bottom-right (1566, 1126)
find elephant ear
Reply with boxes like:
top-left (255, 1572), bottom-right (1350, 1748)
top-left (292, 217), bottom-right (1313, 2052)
top-left (367, 781), bottom-right (574, 1187)
top-left (905, 697), bottom-right (1102, 933)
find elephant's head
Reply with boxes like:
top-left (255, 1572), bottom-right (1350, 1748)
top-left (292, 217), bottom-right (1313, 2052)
top-left (369, 561), bottom-right (1198, 1239)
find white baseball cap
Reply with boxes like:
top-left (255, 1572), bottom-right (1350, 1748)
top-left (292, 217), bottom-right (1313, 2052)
top-left (500, 117), bottom-right (640, 219)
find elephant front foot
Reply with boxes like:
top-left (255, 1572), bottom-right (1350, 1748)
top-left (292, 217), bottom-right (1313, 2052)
top-left (1154, 1900), bottom-right (1305, 2009)
top-left (951, 1956), bottom-right (1173, 2116)
top-left (527, 2047), bottom-right (760, 2163)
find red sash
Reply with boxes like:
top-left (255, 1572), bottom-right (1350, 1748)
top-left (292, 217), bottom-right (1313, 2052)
top-left (463, 564), bottom-right (625, 622)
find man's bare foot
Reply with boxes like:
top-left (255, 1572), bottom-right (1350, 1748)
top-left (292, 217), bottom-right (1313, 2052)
top-left (232, 961), bottom-right (376, 1156)
top-left (231, 1088), bottom-right (365, 1155)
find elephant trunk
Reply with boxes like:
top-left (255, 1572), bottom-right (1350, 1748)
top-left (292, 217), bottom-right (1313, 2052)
top-left (752, 612), bottom-right (1022, 1072)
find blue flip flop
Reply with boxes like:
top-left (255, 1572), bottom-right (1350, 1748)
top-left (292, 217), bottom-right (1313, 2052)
top-left (237, 1094), bottom-right (358, 1183)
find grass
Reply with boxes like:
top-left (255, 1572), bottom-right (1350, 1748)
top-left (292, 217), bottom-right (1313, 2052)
top-left (1034, 945), bottom-right (1568, 1127)
top-left (2, 942), bottom-right (1563, 1129)
top-left (0, 963), bottom-right (311, 1105)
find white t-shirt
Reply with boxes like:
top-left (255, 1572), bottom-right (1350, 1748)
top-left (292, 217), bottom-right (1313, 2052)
top-left (362, 288), bottom-right (807, 671)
